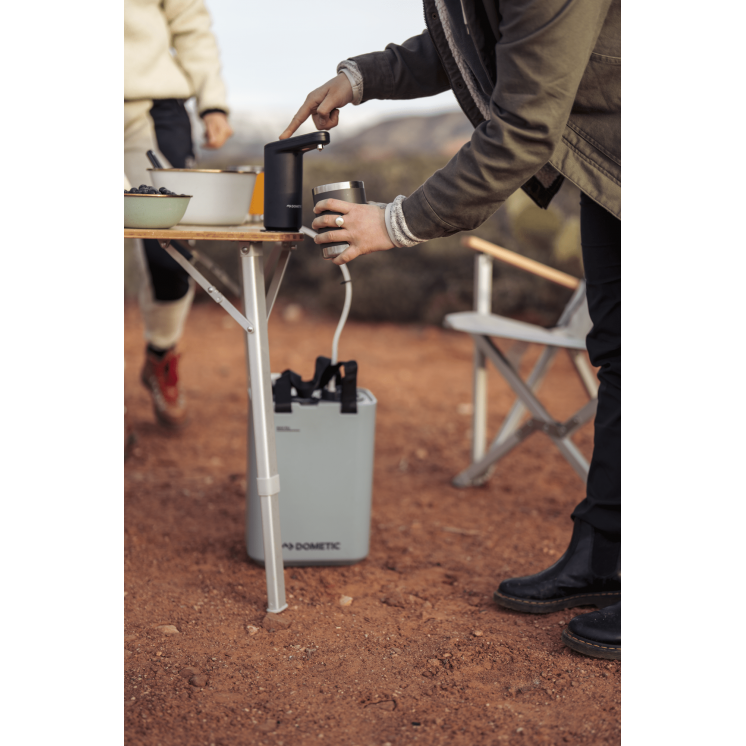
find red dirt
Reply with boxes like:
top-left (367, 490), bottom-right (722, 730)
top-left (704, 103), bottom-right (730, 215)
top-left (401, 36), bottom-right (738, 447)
top-left (124, 298), bottom-right (620, 746)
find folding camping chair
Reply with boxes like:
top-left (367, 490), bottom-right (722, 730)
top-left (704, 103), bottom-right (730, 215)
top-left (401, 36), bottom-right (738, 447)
top-left (443, 236), bottom-right (598, 488)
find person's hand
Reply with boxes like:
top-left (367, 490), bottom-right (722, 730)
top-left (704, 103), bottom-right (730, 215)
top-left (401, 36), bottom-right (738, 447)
top-left (279, 74), bottom-right (353, 140)
top-left (202, 112), bottom-right (233, 149)
top-left (312, 200), bottom-right (394, 265)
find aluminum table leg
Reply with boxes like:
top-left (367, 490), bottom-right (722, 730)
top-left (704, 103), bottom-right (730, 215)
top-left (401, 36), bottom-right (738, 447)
top-left (241, 243), bottom-right (287, 613)
top-left (155, 239), bottom-right (288, 613)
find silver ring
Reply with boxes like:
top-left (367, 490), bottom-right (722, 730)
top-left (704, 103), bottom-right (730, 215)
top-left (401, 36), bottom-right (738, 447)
top-left (335, 216), bottom-right (344, 228)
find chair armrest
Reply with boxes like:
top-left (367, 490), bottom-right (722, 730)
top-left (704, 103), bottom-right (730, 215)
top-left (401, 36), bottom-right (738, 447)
top-left (461, 236), bottom-right (580, 290)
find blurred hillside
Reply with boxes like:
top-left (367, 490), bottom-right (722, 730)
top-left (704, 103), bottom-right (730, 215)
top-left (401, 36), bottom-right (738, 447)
top-left (193, 111), bottom-right (475, 165)
top-left (127, 111), bottom-right (583, 326)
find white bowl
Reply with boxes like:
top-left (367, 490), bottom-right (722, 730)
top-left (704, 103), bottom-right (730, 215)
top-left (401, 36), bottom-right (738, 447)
top-left (148, 168), bottom-right (260, 225)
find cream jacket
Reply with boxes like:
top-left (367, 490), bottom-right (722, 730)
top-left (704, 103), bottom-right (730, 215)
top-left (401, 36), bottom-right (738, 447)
top-left (124, 0), bottom-right (229, 115)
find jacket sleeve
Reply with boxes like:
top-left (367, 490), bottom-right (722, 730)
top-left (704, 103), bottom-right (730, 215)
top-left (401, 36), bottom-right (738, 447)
top-left (402, 0), bottom-right (613, 240)
top-left (163, 0), bottom-right (229, 115)
top-left (348, 29), bottom-right (450, 102)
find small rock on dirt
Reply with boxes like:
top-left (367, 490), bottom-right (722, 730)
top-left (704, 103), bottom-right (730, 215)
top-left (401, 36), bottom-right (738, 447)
top-left (473, 630), bottom-right (484, 637)
top-left (246, 625), bottom-right (260, 635)
top-left (262, 613), bottom-right (291, 631)
top-left (339, 595), bottom-right (353, 607)
top-left (367, 700), bottom-right (396, 711)
top-left (282, 304), bottom-right (303, 323)
top-left (156, 625), bottom-right (179, 635)
top-left (179, 667), bottom-right (196, 679)
top-left (189, 674), bottom-right (208, 687)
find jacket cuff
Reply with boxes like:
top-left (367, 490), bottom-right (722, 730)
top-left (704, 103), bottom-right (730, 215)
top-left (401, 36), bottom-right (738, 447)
top-left (400, 186), bottom-right (459, 241)
top-left (346, 51), bottom-right (394, 102)
top-left (336, 61), bottom-right (364, 105)
top-left (384, 196), bottom-right (426, 248)
top-left (197, 100), bottom-right (231, 117)
top-left (199, 108), bottom-right (228, 118)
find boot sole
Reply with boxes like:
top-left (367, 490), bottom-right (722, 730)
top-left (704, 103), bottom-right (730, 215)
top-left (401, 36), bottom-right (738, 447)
top-left (493, 589), bottom-right (620, 614)
top-left (561, 628), bottom-right (621, 660)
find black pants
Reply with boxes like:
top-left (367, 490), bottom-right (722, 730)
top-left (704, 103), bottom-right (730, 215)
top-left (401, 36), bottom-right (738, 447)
top-left (570, 192), bottom-right (621, 536)
top-left (143, 99), bottom-right (194, 304)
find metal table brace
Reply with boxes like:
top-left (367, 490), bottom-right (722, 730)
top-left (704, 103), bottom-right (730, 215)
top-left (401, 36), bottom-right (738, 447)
top-left (158, 239), bottom-right (295, 613)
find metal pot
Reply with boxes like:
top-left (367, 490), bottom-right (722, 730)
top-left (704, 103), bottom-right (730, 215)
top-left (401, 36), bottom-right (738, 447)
top-left (148, 167), bottom-right (260, 226)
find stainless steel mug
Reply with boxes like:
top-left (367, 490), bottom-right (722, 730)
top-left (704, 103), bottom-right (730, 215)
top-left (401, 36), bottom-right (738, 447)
top-left (311, 181), bottom-right (367, 259)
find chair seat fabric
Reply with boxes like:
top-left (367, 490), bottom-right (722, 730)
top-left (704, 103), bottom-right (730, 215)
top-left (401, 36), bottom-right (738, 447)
top-left (444, 311), bottom-right (588, 350)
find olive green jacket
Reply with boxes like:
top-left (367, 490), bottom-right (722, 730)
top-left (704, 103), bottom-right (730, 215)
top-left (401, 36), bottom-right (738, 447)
top-left (348, 0), bottom-right (620, 240)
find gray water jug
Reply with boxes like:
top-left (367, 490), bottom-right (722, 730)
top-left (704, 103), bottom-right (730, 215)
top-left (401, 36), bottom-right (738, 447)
top-left (246, 387), bottom-right (377, 566)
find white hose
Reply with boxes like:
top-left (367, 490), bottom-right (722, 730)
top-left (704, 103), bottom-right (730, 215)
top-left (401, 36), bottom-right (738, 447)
top-left (300, 226), bottom-right (353, 390)
top-left (331, 263), bottom-right (352, 365)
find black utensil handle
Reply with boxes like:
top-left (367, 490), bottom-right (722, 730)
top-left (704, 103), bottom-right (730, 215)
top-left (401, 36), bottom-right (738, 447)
top-left (146, 150), bottom-right (164, 169)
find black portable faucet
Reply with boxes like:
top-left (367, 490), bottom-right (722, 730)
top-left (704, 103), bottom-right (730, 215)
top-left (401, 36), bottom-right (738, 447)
top-left (263, 131), bottom-right (331, 231)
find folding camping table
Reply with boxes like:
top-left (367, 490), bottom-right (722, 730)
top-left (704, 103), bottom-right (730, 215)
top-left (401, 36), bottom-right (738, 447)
top-left (125, 223), bottom-right (304, 614)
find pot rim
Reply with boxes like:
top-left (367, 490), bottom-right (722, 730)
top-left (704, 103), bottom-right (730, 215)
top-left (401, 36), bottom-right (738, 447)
top-left (147, 167), bottom-right (262, 174)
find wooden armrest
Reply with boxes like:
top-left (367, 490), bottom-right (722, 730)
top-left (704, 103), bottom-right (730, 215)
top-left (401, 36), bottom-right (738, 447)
top-left (462, 235), bottom-right (580, 290)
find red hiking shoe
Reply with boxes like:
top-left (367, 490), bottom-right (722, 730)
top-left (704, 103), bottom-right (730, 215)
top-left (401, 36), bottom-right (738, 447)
top-left (140, 348), bottom-right (188, 428)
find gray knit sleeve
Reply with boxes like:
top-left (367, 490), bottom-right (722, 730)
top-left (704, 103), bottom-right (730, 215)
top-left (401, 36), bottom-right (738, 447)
top-left (336, 60), bottom-right (364, 106)
top-left (384, 195), bottom-right (426, 248)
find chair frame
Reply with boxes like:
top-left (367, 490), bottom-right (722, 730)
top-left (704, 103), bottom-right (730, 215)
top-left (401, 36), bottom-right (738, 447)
top-left (446, 238), bottom-right (599, 488)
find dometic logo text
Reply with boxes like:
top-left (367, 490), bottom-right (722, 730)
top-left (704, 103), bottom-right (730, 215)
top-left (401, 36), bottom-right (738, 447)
top-left (282, 542), bottom-right (341, 551)
top-left (286, 204), bottom-right (302, 208)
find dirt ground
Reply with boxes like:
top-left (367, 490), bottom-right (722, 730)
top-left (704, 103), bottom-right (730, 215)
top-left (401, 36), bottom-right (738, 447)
top-left (124, 297), bottom-right (621, 746)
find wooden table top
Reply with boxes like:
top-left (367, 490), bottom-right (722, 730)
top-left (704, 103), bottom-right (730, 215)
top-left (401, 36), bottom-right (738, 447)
top-left (124, 223), bottom-right (305, 242)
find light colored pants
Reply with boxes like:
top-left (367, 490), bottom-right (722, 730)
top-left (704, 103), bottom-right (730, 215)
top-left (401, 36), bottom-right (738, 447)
top-left (124, 100), bottom-right (194, 350)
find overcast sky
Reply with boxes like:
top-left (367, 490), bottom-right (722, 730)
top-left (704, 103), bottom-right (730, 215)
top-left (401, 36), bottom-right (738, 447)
top-left (204, 0), bottom-right (458, 134)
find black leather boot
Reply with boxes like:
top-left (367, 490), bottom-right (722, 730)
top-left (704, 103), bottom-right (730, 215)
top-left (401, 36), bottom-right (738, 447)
top-left (493, 519), bottom-right (620, 613)
top-left (562, 601), bottom-right (621, 660)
